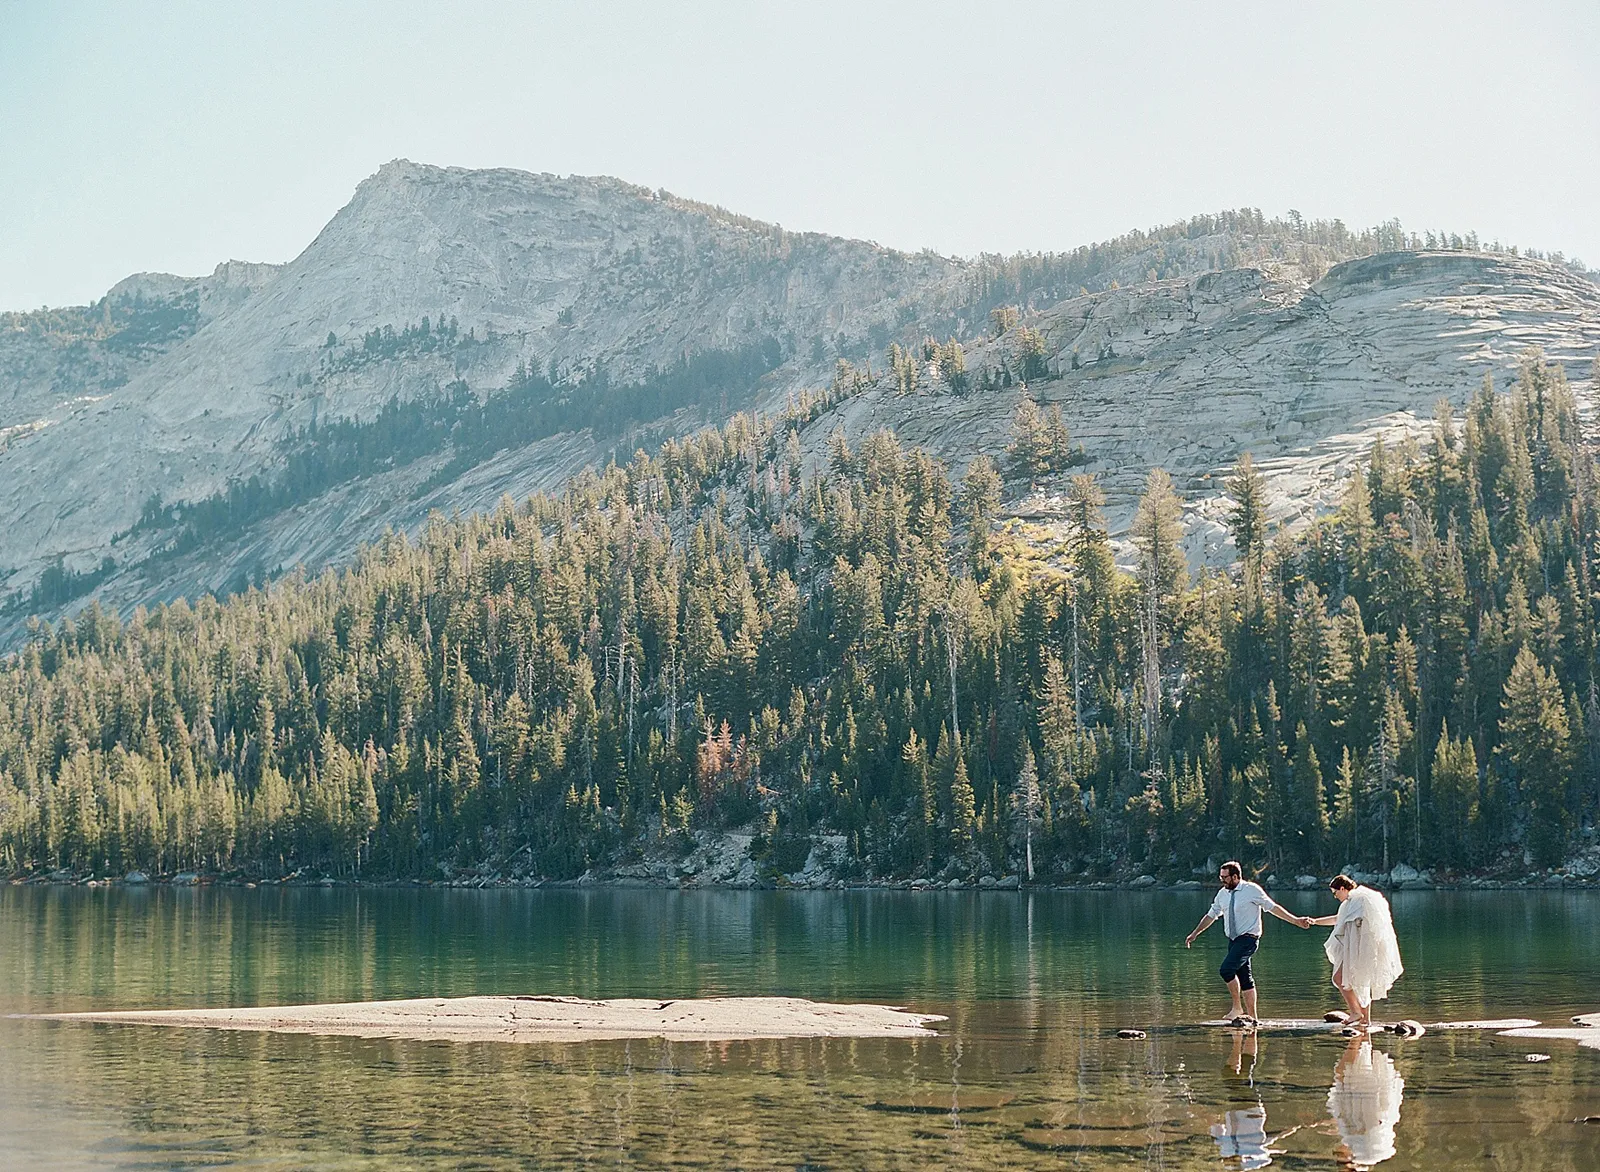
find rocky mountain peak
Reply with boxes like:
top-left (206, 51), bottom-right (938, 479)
top-left (0, 166), bottom-right (1595, 644)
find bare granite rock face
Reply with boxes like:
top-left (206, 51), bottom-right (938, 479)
top-left (0, 160), bottom-right (1597, 636)
top-left (0, 259), bottom-right (282, 439)
top-left (0, 160), bottom-right (966, 609)
top-left (800, 252), bottom-right (1599, 563)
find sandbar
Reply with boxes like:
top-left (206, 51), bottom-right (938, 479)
top-left (18, 995), bottom-right (947, 1044)
top-left (1498, 1011), bottom-right (1600, 1051)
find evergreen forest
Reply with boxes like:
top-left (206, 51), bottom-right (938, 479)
top-left (1, 352), bottom-right (1595, 884)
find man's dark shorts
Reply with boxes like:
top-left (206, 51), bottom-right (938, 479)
top-left (1220, 933), bottom-right (1260, 990)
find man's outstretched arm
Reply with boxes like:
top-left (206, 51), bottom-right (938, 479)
top-left (1185, 913), bottom-right (1218, 948)
top-left (1265, 901), bottom-right (1313, 928)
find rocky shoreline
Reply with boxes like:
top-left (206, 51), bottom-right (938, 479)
top-left (9, 827), bottom-right (1598, 894)
top-left (7, 866), bottom-right (1597, 894)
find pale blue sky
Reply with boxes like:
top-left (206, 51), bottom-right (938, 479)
top-left (3, 0), bottom-right (1597, 310)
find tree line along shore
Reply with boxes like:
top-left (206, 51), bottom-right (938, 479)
top-left (1, 351), bottom-right (1597, 888)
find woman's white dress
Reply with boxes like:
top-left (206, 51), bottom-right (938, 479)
top-left (1324, 886), bottom-right (1404, 1008)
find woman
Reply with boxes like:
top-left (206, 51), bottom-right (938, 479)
top-left (1308, 875), bottom-right (1404, 1029)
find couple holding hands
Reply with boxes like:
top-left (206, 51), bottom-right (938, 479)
top-left (1185, 861), bottom-right (1404, 1029)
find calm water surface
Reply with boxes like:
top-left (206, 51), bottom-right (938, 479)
top-left (0, 885), bottom-right (1596, 1170)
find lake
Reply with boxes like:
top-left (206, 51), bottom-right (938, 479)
top-left (1, 885), bottom-right (1596, 1170)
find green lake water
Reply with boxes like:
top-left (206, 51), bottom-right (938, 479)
top-left (0, 885), bottom-right (1596, 1170)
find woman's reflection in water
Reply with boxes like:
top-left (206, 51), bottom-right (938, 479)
top-left (1209, 1030), bottom-right (1274, 1170)
top-left (1327, 1036), bottom-right (1405, 1170)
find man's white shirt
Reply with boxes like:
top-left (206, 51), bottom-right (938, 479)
top-left (1208, 881), bottom-right (1280, 938)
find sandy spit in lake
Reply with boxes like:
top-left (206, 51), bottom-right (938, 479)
top-left (18, 995), bottom-right (947, 1044)
top-left (1498, 1011), bottom-right (1600, 1051)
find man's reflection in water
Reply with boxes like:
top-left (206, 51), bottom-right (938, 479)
top-left (1209, 1029), bottom-right (1274, 1170)
top-left (1327, 1037), bottom-right (1404, 1170)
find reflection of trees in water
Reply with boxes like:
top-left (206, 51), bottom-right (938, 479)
top-left (1328, 1037), bottom-right (1404, 1170)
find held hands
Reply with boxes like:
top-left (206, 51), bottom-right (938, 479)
top-left (1297, 915), bottom-right (1314, 929)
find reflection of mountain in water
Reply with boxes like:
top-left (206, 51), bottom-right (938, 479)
top-left (1328, 1039), bottom-right (1405, 1169)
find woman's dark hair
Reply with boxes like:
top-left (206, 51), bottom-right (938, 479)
top-left (1328, 874), bottom-right (1356, 892)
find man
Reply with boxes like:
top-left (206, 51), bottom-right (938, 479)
top-left (1185, 860), bottom-right (1311, 1024)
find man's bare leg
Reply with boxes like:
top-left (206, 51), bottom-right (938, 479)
top-left (1241, 986), bottom-right (1258, 1021)
top-left (1224, 976), bottom-right (1244, 1020)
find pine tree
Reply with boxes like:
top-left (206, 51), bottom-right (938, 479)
top-left (1132, 468), bottom-right (1189, 604)
top-left (901, 729), bottom-right (936, 870)
top-left (1011, 744), bottom-right (1041, 879)
top-left (1044, 407), bottom-right (1075, 471)
top-left (1365, 687), bottom-right (1412, 872)
top-left (1037, 654), bottom-right (1080, 809)
top-left (1429, 722), bottom-right (1478, 868)
top-left (1498, 646), bottom-right (1573, 867)
top-left (1338, 469), bottom-right (1378, 602)
top-left (1006, 394), bottom-right (1077, 481)
top-left (961, 457), bottom-right (1003, 574)
top-left (950, 741), bottom-right (976, 861)
top-left (1332, 746), bottom-right (1358, 866)
top-left (1015, 326), bottom-right (1049, 381)
top-left (1131, 469), bottom-right (1187, 752)
top-left (1065, 474), bottom-right (1115, 604)
top-left (1291, 724), bottom-right (1326, 868)
top-left (1226, 452), bottom-right (1269, 582)
top-left (937, 339), bottom-right (969, 393)
top-left (1006, 392), bottom-right (1046, 480)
